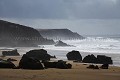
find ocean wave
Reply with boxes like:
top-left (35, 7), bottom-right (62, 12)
top-left (61, 37), bottom-right (120, 54)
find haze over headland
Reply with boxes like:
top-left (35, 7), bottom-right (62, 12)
top-left (0, 0), bottom-right (120, 35)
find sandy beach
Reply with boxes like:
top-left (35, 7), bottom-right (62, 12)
top-left (0, 56), bottom-right (120, 80)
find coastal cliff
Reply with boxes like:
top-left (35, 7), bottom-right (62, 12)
top-left (0, 20), bottom-right (54, 47)
top-left (37, 29), bottom-right (84, 40)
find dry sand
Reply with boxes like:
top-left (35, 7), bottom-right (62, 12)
top-left (0, 56), bottom-right (120, 80)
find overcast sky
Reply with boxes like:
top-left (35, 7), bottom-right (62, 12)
top-left (0, 0), bottom-right (120, 35)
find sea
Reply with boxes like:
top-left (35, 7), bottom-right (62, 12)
top-left (0, 35), bottom-right (120, 66)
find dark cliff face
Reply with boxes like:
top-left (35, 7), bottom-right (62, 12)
top-left (37, 29), bottom-right (84, 40)
top-left (0, 20), bottom-right (54, 47)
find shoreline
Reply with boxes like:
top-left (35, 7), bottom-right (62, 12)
top-left (0, 56), bottom-right (120, 80)
top-left (1, 47), bottom-right (120, 67)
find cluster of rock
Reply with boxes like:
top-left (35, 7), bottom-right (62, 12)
top-left (0, 49), bottom-right (113, 70)
top-left (0, 49), bottom-right (72, 69)
top-left (66, 50), bottom-right (113, 69)
top-left (87, 64), bottom-right (109, 69)
top-left (18, 49), bottom-right (71, 69)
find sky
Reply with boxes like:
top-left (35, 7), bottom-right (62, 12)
top-left (0, 0), bottom-right (120, 35)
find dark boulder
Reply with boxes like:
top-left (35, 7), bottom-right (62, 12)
top-left (66, 50), bottom-right (82, 62)
top-left (2, 49), bottom-right (20, 56)
top-left (19, 54), bottom-right (44, 69)
top-left (26, 49), bottom-right (51, 61)
top-left (0, 60), bottom-right (16, 68)
top-left (82, 54), bottom-right (97, 63)
top-left (97, 55), bottom-right (113, 64)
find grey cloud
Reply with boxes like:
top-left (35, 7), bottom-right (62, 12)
top-left (0, 0), bottom-right (67, 19)
top-left (0, 0), bottom-right (120, 19)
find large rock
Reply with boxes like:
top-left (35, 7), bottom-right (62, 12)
top-left (26, 49), bottom-right (51, 61)
top-left (55, 40), bottom-right (71, 47)
top-left (66, 50), bottom-right (82, 62)
top-left (2, 49), bottom-right (20, 56)
top-left (97, 55), bottom-right (113, 64)
top-left (0, 60), bottom-right (16, 68)
top-left (19, 54), bottom-right (44, 69)
top-left (82, 54), bottom-right (97, 63)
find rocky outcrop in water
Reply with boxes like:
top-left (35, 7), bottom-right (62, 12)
top-left (0, 20), bottom-right (54, 47)
top-left (37, 29), bottom-right (84, 40)
top-left (55, 40), bottom-right (71, 47)
top-left (2, 49), bottom-right (20, 56)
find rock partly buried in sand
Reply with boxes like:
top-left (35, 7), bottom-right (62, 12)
top-left (97, 55), bottom-right (113, 64)
top-left (43, 61), bottom-right (57, 68)
top-left (100, 64), bottom-right (109, 69)
top-left (0, 60), bottom-right (16, 68)
top-left (26, 49), bottom-right (51, 61)
top-left (7, 58), bottom-right (17, 62)
top-left (55, 40), bottom-right (71, 47)
top-left (87, 65), bottom-right (99, 69)
top-left (2, 49), bottom-right (20, 56)
top-left (19, 54), bottom-right (44, 69)
top-left (43, 60), bottom-right (72, 69)
top-left (66, 50), bottom-right (82, 62)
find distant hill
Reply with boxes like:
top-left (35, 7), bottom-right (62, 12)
top-left (0, 20), bottom-right (54, 47)
top-left (37, 29), bottom-right (84, 40)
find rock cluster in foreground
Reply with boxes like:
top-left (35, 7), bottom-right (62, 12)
top-left (0, 49), bottom-right (113, 70)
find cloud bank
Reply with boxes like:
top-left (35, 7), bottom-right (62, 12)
top-left (0, 0), bottom-right (120, 19)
